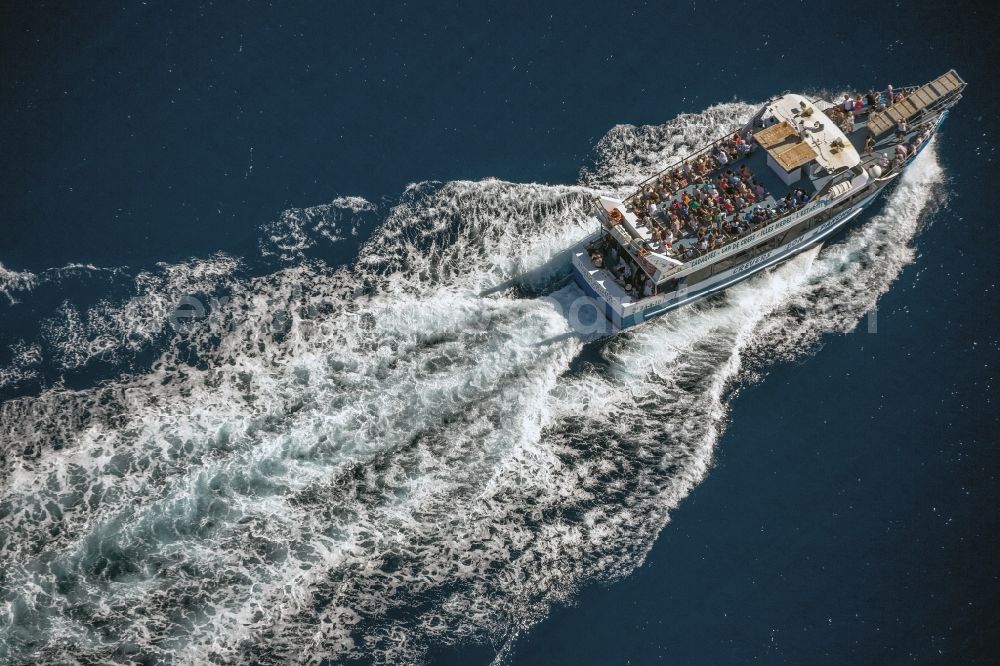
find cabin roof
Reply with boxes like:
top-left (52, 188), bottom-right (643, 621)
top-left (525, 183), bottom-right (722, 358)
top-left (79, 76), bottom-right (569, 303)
top-left (760, 94), bottom-right (860, 172)
top-left (754, 121), bottom-right (797, 148)
top-left (771, 141), bottom-right (818, 171)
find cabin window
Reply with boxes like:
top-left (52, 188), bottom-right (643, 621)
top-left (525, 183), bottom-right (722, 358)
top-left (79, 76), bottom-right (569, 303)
top-left (766, 233), bottom-right (786, 250)
top-left (687, 266), bottom-right (713, 285)
top-left (781, 222), bottom-right (811, 245)
top-left (712, 248), bottom-right (754, 274)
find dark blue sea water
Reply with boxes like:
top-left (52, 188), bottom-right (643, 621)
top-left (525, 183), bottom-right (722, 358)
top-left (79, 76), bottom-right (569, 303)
top-left (2, 1), bottom-right (998, 664)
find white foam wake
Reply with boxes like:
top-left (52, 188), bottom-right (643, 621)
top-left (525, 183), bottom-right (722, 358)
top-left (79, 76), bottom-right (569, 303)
top-left (0, 104), bottom-right (946, 665)
top-left (0, 257), bottom-right (242, 392)
top-left (259, 196), bottom-right (377, 262)
top-left (0, 262), bottom-right (39, 306)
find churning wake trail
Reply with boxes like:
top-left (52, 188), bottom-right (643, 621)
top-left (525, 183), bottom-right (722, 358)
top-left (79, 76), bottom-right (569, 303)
top-left (0, 101), bottom-right (945, 665)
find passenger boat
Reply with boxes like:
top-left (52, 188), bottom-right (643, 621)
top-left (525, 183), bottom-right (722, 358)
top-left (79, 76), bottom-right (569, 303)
top-left (572, 70), bottom-right (966, 330)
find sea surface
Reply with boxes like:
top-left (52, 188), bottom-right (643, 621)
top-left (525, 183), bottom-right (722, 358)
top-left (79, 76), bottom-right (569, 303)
top-left (1, 1), bottom-right (998, 664)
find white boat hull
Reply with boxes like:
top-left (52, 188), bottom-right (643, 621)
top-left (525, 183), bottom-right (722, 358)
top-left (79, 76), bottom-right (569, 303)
top-left (572, 189), bottom-right (882, 330)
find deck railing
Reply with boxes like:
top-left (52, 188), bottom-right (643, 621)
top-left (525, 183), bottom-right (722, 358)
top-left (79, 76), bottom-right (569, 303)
top-left (626, 127), bottom-right (750, 205)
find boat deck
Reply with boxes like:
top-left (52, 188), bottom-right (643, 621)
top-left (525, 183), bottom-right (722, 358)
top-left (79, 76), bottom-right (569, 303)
top-left (837, 99), bottom-right (942, 168)
top-left (866, 70), bottom-right (965, 137)
top-left (615, 137), bottom-right (816, 265)
top-left (573, 246), bottom-right (636, 307)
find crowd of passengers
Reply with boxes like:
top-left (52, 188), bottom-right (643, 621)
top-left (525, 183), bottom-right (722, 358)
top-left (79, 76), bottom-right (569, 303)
top-left (841, 84), bottom-right (909, 116)
top-left (619, 131), bottom-right (811, 261)
top-left (829, 84), bottom-right (911, 133)
top-left (588, 136), bottom-right (812, 297)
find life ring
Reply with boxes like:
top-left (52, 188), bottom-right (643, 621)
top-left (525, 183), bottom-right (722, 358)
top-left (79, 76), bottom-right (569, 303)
top-left (608, 208), bottom-right (623, 221)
